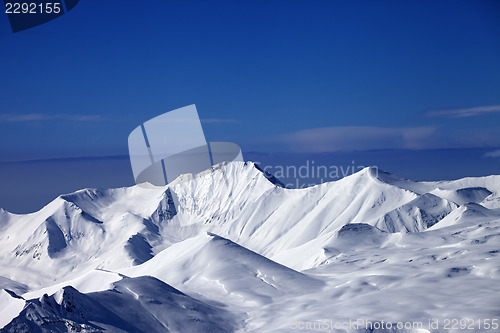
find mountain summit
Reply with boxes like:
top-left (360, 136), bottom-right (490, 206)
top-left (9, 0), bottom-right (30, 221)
top-left (1, 162), bottom-right (499, 332)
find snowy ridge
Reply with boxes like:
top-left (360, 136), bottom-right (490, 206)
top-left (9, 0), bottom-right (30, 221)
top-left (0, 161), bottom-right (499, 332)
top-left (3, 277), bottom-right (243, 333)
top-left (121, 232), bottom-right (324, 307)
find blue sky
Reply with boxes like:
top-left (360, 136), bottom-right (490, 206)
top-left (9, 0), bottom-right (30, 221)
top-left (1, 0), bottom-right (499, 160)
top-left (1, 1), bottom-right (500, 213)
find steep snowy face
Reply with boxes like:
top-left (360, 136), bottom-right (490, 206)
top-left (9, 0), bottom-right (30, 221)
top-left (167, 164), bottom-right (419, 255)
top-left (1, 161), bottom-right (499, 285)
top-left (3, 277), bottom-right (243, 333)
top-left (0, 162), bottom-right (499, 332)
top-left (0, 290), bottom-right (24, 329)
top-left (373, 193), bottom-right (458, 232)
top-left (165, 163), bottom-right (471, 257)
top-left (121, 232), bottom-right (324, 307)
top-left (0, 185), bottom-right (173, 287)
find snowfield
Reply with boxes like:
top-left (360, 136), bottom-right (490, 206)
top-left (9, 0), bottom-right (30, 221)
top-left (0, 161), bottom-right (499, 332)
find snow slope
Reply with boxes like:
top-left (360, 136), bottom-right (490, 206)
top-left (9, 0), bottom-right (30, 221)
top-left (121, 232), bottom-right (324, 307)
top-left (0, 161), bottom-right (499, 332)
top-left (2, 277), bottom-right (243, 333)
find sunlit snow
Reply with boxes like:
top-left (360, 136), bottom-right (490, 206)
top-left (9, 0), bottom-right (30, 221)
top-left (0, 162), bottom-right (499, 332)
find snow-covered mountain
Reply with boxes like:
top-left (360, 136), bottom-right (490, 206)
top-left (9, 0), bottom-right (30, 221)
top-left (0, 162), bottom-right (499, 332)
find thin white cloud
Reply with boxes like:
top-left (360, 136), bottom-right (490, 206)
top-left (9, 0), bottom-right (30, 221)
top-left (484, 150), bottom-right (500, 158)
top-left (273, 126), bottom-right (500, 153)
top-left (0, 113), bottom-right (102, 122)
top-left (277, 126), bottom-right (437, 152)
top-left (0, 113), bottom-right (47, 121)
top-left (425, 104), bottom-right (500, 118)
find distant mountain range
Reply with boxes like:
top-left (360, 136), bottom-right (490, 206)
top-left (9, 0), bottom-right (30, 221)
top-left (2, 147), bottom-right (499, 214)
top-left (1, 162), bottom-right (499, 332)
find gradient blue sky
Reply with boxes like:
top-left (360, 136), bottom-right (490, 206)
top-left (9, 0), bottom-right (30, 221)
top-left (1, 0), bottom-right (500, 161)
